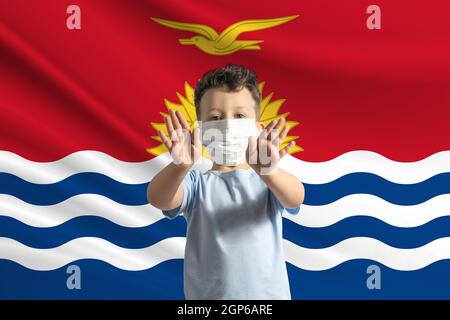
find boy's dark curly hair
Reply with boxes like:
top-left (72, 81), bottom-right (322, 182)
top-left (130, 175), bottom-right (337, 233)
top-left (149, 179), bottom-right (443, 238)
top-left (194, 64), bottom-right (261, 118)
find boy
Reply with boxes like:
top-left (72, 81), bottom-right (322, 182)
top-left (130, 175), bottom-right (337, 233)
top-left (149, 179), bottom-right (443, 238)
top-left (147, 64), bottom-right (305, 299)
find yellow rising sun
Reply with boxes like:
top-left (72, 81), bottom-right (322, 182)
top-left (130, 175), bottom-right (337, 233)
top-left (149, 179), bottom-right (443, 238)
top-left (147, 81), bottom-right (303, 157)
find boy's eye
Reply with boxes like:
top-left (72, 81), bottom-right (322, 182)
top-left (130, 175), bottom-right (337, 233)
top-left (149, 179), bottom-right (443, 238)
top-left (209, 115), bottom-right (221, 121)
top-left (236, 114), bottom-right (246, 119)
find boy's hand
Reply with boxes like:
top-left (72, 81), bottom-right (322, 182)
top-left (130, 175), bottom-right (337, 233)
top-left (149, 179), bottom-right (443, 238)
top-left (157, 109), bottom-right (202, 168)
top-left (246, 118), bottom-right (295, 175)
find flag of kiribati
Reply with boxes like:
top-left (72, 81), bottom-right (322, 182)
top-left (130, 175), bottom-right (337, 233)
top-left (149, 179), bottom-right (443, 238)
top-left (1, 0), bottom-right (450, 299)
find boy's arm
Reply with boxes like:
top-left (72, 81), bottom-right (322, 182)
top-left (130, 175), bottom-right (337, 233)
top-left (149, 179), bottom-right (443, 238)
top-left (260, 168), bottom-right (305, 209)
top-left (247, 118), bottom-right (304, 209)
top-left (147, 163), bottom-right (190, 211)
top-left (147, 109), bottom-right (201, 211)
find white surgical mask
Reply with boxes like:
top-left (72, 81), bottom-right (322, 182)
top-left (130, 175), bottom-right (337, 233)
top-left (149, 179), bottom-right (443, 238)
top-left (201, 118), bottom-right (259, 166)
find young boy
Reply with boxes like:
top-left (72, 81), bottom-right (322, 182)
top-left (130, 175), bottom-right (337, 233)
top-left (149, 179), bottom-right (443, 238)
top-left (147, 64), bottom-right (305, 300)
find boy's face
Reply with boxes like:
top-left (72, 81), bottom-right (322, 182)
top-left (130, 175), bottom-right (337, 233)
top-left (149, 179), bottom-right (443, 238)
top-left (200, 86), bottom-right (259, 123)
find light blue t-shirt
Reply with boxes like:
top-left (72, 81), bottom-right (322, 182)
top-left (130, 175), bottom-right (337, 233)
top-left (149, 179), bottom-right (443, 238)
top-left (162, 168), bottom-right (301, 300)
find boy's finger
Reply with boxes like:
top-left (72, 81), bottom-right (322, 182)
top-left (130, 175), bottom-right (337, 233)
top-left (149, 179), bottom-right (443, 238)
top-left (269, 118), bottom-right (286, 144)
top-left (260, 120), bottom-right (276, 139)
top-left (164, 116), bottom-right (177, 142)
top-left (272, 135), bottom-right (281, 149)
top-left (273, 124), bottom-right (290, 148)
top-left (176, 111), bottom-right (190, 130)
top-left (269, 118), bottom-right (286, 142)
top-left (247, 136), bottom-right (258, 165)
top-left (170, 109), bottom-right (182, 130)
top-left (278, 124), bottom-right (290, 142)
top-left (280, 141), bottom-right (295, 158)
top-left (158, 129), bottom-right (172, 149)
top-left (273, 118), bottom-right (286, 131)
top-left (192, 127), bottom-right (201, 150)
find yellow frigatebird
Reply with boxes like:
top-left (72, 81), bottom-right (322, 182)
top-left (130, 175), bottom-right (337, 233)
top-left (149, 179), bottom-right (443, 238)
top-left (151, 15), bottom-right (298, 55)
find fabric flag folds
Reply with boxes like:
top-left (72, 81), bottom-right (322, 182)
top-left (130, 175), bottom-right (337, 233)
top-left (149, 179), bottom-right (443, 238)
top-left (1, 0), bottom-right (450, 299)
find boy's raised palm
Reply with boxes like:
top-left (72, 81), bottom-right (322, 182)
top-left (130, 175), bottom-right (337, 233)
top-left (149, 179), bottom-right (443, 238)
top-left (247, 118), bottom-right (296, 175)
top-left (157, 109), bottom-right (202, 168)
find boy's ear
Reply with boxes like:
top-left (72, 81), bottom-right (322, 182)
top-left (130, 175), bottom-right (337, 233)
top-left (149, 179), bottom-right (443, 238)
top-left (256, 121), bottom-right (265, 129)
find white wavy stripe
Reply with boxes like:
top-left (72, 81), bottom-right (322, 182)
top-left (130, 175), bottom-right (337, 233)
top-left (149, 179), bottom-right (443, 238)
top-left (0, 194), bottom-right (165, 228)
top-left (1, 150), bottom-right (450, 184)
top-left (0, 237), bottom-right (185, 271)
top-left (1, 237), bottom-right (450, 271)
top-left (283, 237), bottom-right (450, 271)
top-left (284, 194), bottom-right (450, 228)
top-left (0, 151), bottom-right (212, 184)
top-left (3, 193), bottom-right (449, 228)
top-left (277, 150), bottom-right (450, 184)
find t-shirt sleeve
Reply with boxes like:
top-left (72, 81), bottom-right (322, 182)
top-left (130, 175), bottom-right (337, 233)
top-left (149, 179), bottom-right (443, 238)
top-left (269, 187), bottom-right (301, 216)
top-left (160, 170), bottom-right (199, 219)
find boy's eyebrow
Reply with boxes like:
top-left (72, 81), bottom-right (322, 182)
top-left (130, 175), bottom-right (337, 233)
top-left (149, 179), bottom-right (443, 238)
top-left (206, 106), bottom-right (252, 114)
top-left (206, 107), bottom-right (221, 113)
